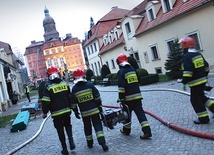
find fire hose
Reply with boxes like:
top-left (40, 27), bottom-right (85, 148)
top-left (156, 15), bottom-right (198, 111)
top-left (101, 88), bottom-right (214, 140)
top-left (6, 88), bottom-right (214, 154)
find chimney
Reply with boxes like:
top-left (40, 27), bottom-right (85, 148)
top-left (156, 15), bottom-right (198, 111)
top-left (31, 40), bottom-right (36, 44)
top-left (111, 6), bottom-right (118, 10)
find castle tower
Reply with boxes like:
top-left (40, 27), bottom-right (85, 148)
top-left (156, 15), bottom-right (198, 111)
top-left (43, 7), bottom-right (60, 42)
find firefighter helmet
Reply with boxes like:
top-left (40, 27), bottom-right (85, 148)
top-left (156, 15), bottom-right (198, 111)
top-left (47, 66), bottom-right (60, 80)
top-left (73, 68), bottom-right (84, 79)
top-left (116, 54), bottom-right (128, 65)
top-left (179, 36), bottom-right (195, 49)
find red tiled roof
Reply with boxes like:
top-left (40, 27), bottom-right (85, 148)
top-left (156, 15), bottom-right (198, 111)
top-left (63, 37), bottom-right (81, 46)
top-left (0, 41), bottom-right (13, 54)
top-left (83, 8), bottom-right (130, 46)
top-left (99, 7), bottom-right (130, 22)
top-left (135, 0), bottom-right (211, 36)
top-left (98, 1), bottom-right (148, 55)
top-left (99, 33), bottom-right (125, 55)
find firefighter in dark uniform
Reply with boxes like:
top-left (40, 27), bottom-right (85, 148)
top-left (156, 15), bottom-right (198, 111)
top-left (42, 66), bottom-right (76, 155)
top-left (180, 36), bottom-right (214, 124)
top-left (70, 68), bottom-right (109, 152)
top-left (116, 54), bottom-right (152, 139)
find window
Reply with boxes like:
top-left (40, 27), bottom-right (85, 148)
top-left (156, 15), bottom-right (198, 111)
top-left (54, 58), bottom-right (59, 68)
top-left (57, 48), bottom-right (61, 52)
top-left (90, 45), bottom-right (93, 53)
top-left (111, 59), bottom-right (116, 69)
top-left (186, 31), bottom-right (202, 51)
top-left (143, 52), bottom-right (149, 63)
top-left (155, 67), bottom-right (162, 74)
top-left (130, 52), bottom-right (141, 68)
top-left (87, 47), bottom-right (90, 55)
top-left (45, 50), bottom-right (49, 55)
top-left (125, 22), bottom-right (131, 34)
top-left (47, 59), bottom-right (52, 67)
top-left (93, 43), bottom-right (97, 51)
top-left (105, 61), bottom-right (109, 67)
top-left (148, 9), bottom-right (154, 21)
top-left (115, 31), bottom-right (119, 40)
top-left (163, 0), bottom-right (171, 12)
top-left (51, 49), bottom-right (56, 54)
top-left (150, 44), bottom-right (160, 60)
top-left (165, 38), bottom-right (175, 54)
top-left (109, 35), bottom-right (112, 43)
top-left (103, 36), bottom-right (108, 46)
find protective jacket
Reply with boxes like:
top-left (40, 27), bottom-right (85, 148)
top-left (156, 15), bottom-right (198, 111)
top-left (70, 81), bottom-right (101, 117)
top-left (182, 48), bottom-right (209, 87)
top-left (42, 79), bottom-right (71, 118)
top-left (117, 63), bottom-right (142, 101)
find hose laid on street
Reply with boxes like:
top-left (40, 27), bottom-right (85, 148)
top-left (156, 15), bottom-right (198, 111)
top-left (5, 113), bottom-right (51, 155)
top-left (5, 88), bottom-right (214, 154)
top-left (101, 88), bottom-right (214, 140)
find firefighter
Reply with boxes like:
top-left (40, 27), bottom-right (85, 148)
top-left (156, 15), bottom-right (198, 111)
top-left (70, 68), bottom-right (109, 152)
top-left (116, 54), bottom-right (152, 139)
top-left (41, 66), bottom-right (76, 155)
top-left (180, 36), bottom-right (214, 124)
top-left (25, 84), bottom-right (31, 102)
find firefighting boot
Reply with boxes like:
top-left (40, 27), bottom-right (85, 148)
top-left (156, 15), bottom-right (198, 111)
top-left (140, 127), bottom-right (152, 139)
top-left (57, 129), bottom-right (68, 155)
top-left (101, 143), bottom-right (109, 152)
top-left (120, 128), bottom-right (130, 135)
top-left (87, 139), bottom-right (93, 148)
top-left (65, 125), bottom-right (75, 150)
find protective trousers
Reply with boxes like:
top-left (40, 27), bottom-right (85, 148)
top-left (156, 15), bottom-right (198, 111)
top-left (122, 100), bottom-right (151, 135)
top-left (82, 114), bottom-right (106, 146)
top-left (191, 84), bottom-right (214, 122)
top-left (53, 114), bottom-right (74, 151)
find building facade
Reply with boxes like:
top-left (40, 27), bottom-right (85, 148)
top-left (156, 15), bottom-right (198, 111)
top-left (84, 0), bottom-right (214, 76)
top-left (24, 7), bottom-right (86, 83)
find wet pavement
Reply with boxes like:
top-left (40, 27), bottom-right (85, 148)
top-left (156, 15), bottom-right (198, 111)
top-left (1, 77), bottom-right (214, 155)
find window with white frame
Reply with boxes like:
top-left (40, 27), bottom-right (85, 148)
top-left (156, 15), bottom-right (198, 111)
top-left (150, 44), bottom-right (160, 60)
top-left (90, 45), bottom-right (93, 54)
top-left (60, 57), bottom-right (64, 67)
top-left (148, 8), bottom-right (155, 21)
top-left (165, 38), bottom-right (175, 54)
top-left (162, 0), bottom-right (171, 13)
top-left (93, 43), bottom-right (97, 51)
top-left (103, 35), bottom-right (108, 46)
top-left (109, 35), bottom-right (112, 44)
top-left (115, 31), bottom-right (119, 40)
top-left (130, 52), bottom-right (141, 68)
top-left (87, 47), bottom-right (90, 55)
top-left (111, 59), bottom-right (116, 69)
top-left (143, 52), bottom-right (149, 63)
top-left (186, 31), bottom-right (202, 51)
top-left (125, 22), bottom-right (132, 39)
top-left (54, 58), bottom-right (59, 68)
top-left (47, 59), bottom-right (52, 67)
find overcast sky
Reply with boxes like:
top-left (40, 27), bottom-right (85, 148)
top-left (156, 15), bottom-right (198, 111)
top-left (0, 0), bottom-right (143, 54)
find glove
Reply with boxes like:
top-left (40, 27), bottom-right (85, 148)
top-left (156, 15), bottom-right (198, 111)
top-left (182, 84), bottom-right (186, 91)
top-left (74, 112), bottom-right (81, 119)
top-left (42, 113), bottom-right (47, 119)
top-left (99, 106), bottom-right (103, 113)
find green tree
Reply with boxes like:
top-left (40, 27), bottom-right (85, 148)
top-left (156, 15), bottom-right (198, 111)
top-left (128, 56), bottom-right (139, 70)
top-left (100, 64), bottom-right (111, 79)
top-left (85, 69), bottom-right (94, 80)
top-left (164, 38), bottom-right (183, 79)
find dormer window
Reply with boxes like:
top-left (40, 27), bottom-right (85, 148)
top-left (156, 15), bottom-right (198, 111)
top-left (103, 34), bottom-right (108, 46)
top-left (115, 31), bottom-right (119, 40)
top-left (161, 0), bottom-right (176, 13)
top-left (148, 8), bottom-right (155, 21)
top-left (146, 1), bottom-right (160, 22)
